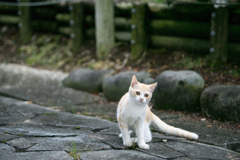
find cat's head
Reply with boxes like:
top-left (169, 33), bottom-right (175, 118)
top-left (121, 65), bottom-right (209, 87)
top-left (129, 75), bottom-right (157, 105)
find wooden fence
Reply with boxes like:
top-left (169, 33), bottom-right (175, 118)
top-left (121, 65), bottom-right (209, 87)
top-left (1, 1), bottom-right (240, 65)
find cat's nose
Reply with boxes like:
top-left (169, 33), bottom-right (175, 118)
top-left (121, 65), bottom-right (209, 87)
top-left (140, 98), bottom-right (143, 102)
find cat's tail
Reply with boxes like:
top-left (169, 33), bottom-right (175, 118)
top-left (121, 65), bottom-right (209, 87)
top-left (151, 112), bottom-right (199, 140)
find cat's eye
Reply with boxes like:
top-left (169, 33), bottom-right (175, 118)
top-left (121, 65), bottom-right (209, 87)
top-left (144, 94), bottom-right (149, 97)
top-left (136, 91), bottom-right (140, 95)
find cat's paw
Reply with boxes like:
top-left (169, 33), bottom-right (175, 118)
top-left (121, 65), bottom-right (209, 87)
top-left (119, 134), bottom-right (122, 138)
top-left (138, 143), bottom-right (149, 149)
top-left (124, 140), bottom-right (133, 147)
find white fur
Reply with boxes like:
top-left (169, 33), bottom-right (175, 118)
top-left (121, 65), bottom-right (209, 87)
top-left (117, 75), bottom-right (198, 150)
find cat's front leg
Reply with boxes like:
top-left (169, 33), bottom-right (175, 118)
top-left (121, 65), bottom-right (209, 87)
top-left (118, 122), bottom-right (132, 147)
top-left (135, 120), bottom-right (149, 149)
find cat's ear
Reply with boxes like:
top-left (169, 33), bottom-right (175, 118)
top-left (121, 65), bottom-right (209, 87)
top-left (149, 82), bottom-right (157, 92)
top-left (131, 75), bottom-right (138, 87)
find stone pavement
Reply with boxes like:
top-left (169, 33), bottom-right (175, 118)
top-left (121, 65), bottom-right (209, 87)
top-left (0, 64), bottom-right (240, 160)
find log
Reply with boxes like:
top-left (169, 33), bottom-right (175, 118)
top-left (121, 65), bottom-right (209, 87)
top-left (55, 13), bottom-right (70, 25)
top-left (95, 0), bottom-right (115, 59)
top-left (115, 2), bottom-right (132, 17)
top-left (115, 31), bottom-right (131, 41)
top-left (228, 25), bottom-right (240, 43)
top-left (150, 35), bottom-right (210, 54)
top-left (229, 6), bottom-right (240, 25)
top-left (70, 2), bottom-right (84, 52)
top-left (32, 21), bottom-right (57, 32)
top-left (210, 7), bottom-right (229, 66)
top-left (58, 26), bottom-right (71, 36)
top-left (150, 20), bottom-right (210, 40)
top-left (0, 5), bottom-right (18, 15)
top-left (131, 3), bottom-right (147, 60)
top-left (19, 0), bottom-right (32, 43)
top-left (114, 17), bottom-right (131, 31)
top-left (148, 3), bottom-right (214, 22)
top-left (31, 7), bottom-right (57, 20)
top-left (228, 43), bottom-right (240, 60)
top-left (0, 15), bottom-right (19, 25)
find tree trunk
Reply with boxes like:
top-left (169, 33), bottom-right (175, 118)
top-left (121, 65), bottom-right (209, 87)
top-left (70, 2), bottom-right (84, 52)
top-left (131, 3), bottom-right (147, 60)
top-left (19, 0), bottom-right (32, 43)
top-left (95, 0), bottom-right (115, 59)
top-left (210, 7), bottom-right (229, 66)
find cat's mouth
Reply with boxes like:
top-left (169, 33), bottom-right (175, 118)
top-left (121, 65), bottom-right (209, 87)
top-left (137, 100), bottom-right (145, 104)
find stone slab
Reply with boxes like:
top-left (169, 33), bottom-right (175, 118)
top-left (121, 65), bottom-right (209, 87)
top-left (93, 134), bottom-right (126, 149)
top-left (7, 136), bottom-right (111, 152)
top-left (27, 113), bottom-right (118, 130)
top-left (0, 143), bottom-right (15, 153)
top-left (153, 111), bottom-right (240, 152)
top-left (165, 141), bottom-right (240, 160)
top-left (0, 151), bottom-right (73, 160)
top-left (0, 123), bottom-right (90, 137)
top-left (0, 64), bottom-right (103, 107)
top-left (80, 150), bottom-right (164, 160)
top-left (57, 102), bottom-right (117, 121)
top-left (0, 132), bottom-right (19, 143)
top-left (0, 96), bottom-right (60, 125)
top-left (137, 142), bottom-right (185, 159)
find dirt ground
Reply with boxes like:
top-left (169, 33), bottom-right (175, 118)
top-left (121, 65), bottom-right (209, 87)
top-left (1, 26), bottom-right (240, 87)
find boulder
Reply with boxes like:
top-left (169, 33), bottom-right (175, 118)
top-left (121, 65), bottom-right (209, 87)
top-left (153, 70), bottom-right (204, 111)
top-left (63, 68), bottom-right (114, 93)
top-left (102, 71), bottom-right (154, 102)
top-left (201, 85), bottom-right (240, 122)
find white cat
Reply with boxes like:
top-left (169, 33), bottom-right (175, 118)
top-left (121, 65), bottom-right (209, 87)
top-left (117, 75), bottom-right (199, 149)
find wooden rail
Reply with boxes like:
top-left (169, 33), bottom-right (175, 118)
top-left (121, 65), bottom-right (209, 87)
top-left (0, 1), bottom-right (240, 63)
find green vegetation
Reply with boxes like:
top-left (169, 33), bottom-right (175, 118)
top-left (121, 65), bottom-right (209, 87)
top-left (18, 35), bottom-right (73, 69)
top-left (75, 127), bottom-right (80, 130)
top-left (173, 55), bottom-right (208, 69)
top-left (69, 141), bottom-right (80, 160)
top-left (2, 140), bottom-right (7, 143)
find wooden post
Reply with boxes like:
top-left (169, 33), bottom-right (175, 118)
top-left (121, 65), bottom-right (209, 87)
top-left (95, 0), bottom-right (115, 59)
top-left (19, 0), bottom-right (32, 43)
top-left (69, 2), bottom-right (84, 52)
top-left (131, 3), bottom-right (147, 60)
top-left (210, 5), bottom-right (229, 66)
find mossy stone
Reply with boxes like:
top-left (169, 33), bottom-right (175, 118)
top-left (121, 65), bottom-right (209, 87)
top-left (201, 85), bottom-right (240, 122)
top-left (153, 70), bottom-right (204, 111)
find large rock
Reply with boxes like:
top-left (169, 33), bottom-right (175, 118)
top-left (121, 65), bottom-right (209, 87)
top-left (63, 68), bottom-right (114, 93)
top-left (153, 70), bottom-right (204, 111)
top-left (102, 71), bottom-right (154, 102)
top-left (0, 64), bottom-right (103, 107)
top-left (201, 85), bottom-right (240, 122)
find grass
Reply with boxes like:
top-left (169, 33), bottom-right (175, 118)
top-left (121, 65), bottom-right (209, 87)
top-left (75, 127), bottom-right (80, 130)
top-left (2, 140), bottom-right (7, 143)
top-left (69, 141), bottom-right (80, 160)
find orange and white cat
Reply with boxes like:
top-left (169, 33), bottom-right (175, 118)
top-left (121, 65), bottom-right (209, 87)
top-left (117, 75), bottom-right (199, 149)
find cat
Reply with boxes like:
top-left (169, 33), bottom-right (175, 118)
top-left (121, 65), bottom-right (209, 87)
top-left (117, 75), bottom-right (199, 149)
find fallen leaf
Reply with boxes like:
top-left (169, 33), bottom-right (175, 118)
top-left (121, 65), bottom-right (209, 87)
top-left (207, 125), bottom-right (212, 127)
